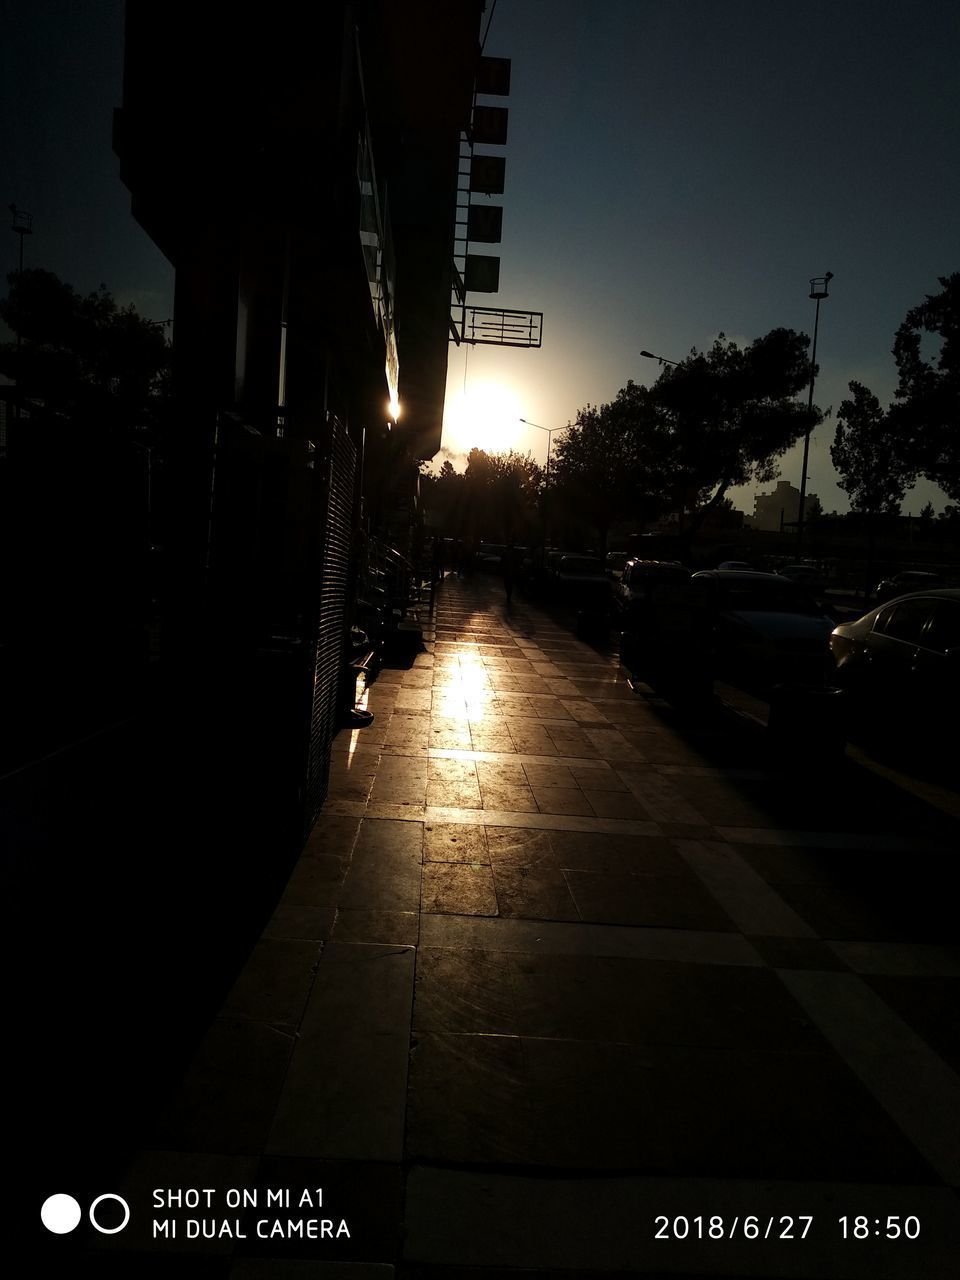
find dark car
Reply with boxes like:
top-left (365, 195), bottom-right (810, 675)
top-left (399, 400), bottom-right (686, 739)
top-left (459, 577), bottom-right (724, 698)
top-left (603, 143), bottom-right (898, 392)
top-left (691, 570), bottom-right (836, 693)
top-left (605, 551), bottom-right (630, 580)
top-left (615, 558), bottom-right (692, 620)
top-left (830, 589), bottom-right (960, 735)
top-left (554, 555), bottom-right (612, 610)
top-left (872, 570), bottom-right (948, 604)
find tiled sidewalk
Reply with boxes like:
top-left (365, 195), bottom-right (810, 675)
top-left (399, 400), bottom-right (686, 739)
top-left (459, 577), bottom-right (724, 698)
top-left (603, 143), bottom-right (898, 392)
top-left (89, 576), bottom-right (960, 1277)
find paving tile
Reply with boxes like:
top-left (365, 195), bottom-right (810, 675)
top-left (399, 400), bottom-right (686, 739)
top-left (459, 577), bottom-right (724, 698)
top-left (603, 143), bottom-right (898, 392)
top-left (564, 869), bottom-right (736, 931)
top-left (422, 821), bottom-right (489, 863)
top-left (338, 846), bottom-right (422, 913)
top-left (530, 784), bottom-right (595, 816)
top-left (281, 854), bottom-right (349, 908)
top-left (582, 788), bottom-right (650, 819)
top-left (479, 782), bottom-right (539, 812)
top-left (268, 943), bottom-right (415, 1160)
top-left (747, 934), bottom-right (850, 970)
top-left (548, 829), bottom-right (681, 875)
top-left (425, 778), bottom-right (482, 808)
top-left (617, 769), bottom-right (707, 822)
top-left (859, 974), bottom-right (960, 1076)
top-left (476, 759), bottom-right (527, 787)
top-left (674, 837), bottom-right (818, 938)
top-left (331, 909), bottom-right (420, 946)
top-left (493, 867), bottom-right (581, 921)
top-left (153, 1017), bottom-right (294, 1155)
top-left (427, 757), bottom-right (478, 782)
top-left (521, 762), bottom-right (576, 789)
top-left (567, 762), bottom-right (628, 790)
top-left (418, 912), bottom-right (762, 966)
top-left (484, 825), bottom-right (558, 870)
top-left (607, 956), bottom-right (827, 1051)
top-left (413, 947), bottom-right (517, 1035)
top-left (406, 1032), bottom-right (535, 1164)
top-left (261, 905), bottom-right (337, 941)
top-left (422, 862), bottom-right (499, 915)
top-left (221, 938), bottom-right (322, 1029)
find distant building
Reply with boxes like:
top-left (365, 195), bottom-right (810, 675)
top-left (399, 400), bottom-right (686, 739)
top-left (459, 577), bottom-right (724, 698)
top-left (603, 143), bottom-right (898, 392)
top-left (748, 480), bottom-right (819, 532)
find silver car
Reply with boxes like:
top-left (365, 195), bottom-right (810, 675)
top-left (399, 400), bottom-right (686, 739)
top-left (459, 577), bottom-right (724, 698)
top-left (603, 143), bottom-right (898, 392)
top-left (830, 589), bottom-right (960, 732)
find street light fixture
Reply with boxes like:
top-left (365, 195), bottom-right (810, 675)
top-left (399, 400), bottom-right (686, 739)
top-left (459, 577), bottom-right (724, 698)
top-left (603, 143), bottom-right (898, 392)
top-left (796, 272), bottom-right (833, 554)
top-left (640, 349), bottom-right (679, 368)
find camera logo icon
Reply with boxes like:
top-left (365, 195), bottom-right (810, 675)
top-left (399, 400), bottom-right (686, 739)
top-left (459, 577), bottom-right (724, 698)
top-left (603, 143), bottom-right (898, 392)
top-left (41, 1193), bottom-right (130, 1235)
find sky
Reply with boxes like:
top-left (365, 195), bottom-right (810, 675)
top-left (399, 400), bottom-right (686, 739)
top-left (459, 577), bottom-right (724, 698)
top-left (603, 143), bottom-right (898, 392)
top-left (3, 1), bottom-right (958, 515)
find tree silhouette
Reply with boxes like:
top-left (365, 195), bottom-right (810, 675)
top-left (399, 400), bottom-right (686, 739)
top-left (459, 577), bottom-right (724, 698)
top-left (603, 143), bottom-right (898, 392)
top-left (550, 382), bottom-right (663, 551)
top-left (0, 268), bottom-right (170, 429)
top-left (892, 272), bottom-right (960, 501)
top-left (648, 329), bottom-right (820, 535)
top-left (832, 382), bottom-right (914, 517)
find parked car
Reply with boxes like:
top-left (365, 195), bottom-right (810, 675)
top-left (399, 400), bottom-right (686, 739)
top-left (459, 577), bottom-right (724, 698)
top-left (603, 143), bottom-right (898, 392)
top-left (830, 589), bottom-right (960, 735)
top-left (615, 558), bottom-right (692, 620)
top-left (717, 560), bottom-right (753, 571)
top-left (619, 571), bottom-right (713, 705)
top-left (554, 555), bottom-right (612, 611)
top-left (605, 551), bottom-right (630, 580)
top-left (872, 570), bottom-right (949, 604)
top-left (691, 570), bottom-right (836, 693)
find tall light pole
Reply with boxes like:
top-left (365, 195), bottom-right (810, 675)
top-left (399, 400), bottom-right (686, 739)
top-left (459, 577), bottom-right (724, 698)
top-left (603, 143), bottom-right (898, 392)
top-left (9, 205), bottom-right (33, 427)
top-left (796, 272), bottom-right (832, 555)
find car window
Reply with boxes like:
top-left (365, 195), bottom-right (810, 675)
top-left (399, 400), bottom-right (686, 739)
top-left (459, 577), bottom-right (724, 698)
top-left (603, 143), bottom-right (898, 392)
top-left (921, 600), bottom-right (960, 652)
top-left (874, 597), bottom-right (937, 644)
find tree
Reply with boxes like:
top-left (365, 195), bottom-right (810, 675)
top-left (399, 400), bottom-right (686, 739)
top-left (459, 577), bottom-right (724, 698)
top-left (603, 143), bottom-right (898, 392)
top-left (892, 272), bottom-right (960, 501)
top-left (463, 448), bottom-right (543, 542)
top-left (832, 381), bottom-right (916, 588)
top-left (0, 267), bottom-right (170, 430)
top-left (646, 329), bottom-right (821, 535)
top-left (831, 382), bottom-right (914, 517)
top-left (550, 381), bottom-right (664, 551)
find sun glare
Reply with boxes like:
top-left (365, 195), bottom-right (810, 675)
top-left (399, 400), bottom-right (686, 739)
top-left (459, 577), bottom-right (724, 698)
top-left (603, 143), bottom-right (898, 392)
top-left (443, 381), bottom-right (524, 456)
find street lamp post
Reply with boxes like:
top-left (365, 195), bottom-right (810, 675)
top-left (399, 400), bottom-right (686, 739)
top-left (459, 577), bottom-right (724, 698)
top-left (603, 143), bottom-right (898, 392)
top-left (9, 205), bottom-right (33, 427)
top-left (796, 272), bottom-right (832, 555)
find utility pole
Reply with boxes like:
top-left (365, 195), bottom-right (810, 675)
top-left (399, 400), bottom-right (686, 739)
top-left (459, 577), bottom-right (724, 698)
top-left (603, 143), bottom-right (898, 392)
top-left (796, 272), bottom-right (832, 555)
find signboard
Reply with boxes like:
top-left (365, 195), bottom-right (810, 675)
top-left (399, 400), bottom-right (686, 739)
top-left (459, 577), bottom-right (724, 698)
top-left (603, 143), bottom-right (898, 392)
top-left (477, 56), bottom-right (511, 96)
top-left (472, 105), bottom-right (508, 145)
top-left (464, 255), bottom-right (500, 294)
top-left (467, 205), bottom-right (502, 244)
top-left (469, 154), bottom-right (506, 195)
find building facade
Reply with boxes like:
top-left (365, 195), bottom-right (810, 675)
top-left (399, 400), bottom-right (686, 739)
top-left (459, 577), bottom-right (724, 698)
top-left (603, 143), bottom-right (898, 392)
top-left (749, 480), bottom-right (820, 532)
top-left (115, 0), bottom-right (487, 833)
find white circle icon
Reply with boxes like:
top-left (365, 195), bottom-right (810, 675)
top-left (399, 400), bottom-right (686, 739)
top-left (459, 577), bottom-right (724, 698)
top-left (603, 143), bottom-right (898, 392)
top-left (41, 1194), bottom-right (82, 1234)
top-left (89, 1193), bottom-right (131, 1235)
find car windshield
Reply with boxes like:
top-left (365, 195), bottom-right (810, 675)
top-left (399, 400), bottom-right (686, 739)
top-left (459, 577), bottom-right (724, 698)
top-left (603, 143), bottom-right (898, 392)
top-left (719, 580), bottom-right (822, 615)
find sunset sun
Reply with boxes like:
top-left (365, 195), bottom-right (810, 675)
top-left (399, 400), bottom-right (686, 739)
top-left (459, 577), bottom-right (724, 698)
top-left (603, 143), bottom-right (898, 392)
top-left (442, 380), bottom-right (524, 457)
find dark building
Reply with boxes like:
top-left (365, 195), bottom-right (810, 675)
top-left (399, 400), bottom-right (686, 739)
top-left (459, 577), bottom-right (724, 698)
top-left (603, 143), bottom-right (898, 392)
top-left (114, 1), bottom-right (488, 832)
